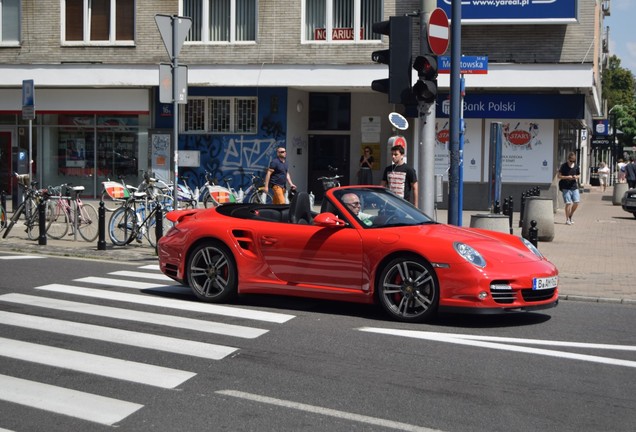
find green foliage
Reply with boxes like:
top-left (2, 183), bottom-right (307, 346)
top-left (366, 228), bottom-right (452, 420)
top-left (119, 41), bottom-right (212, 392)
top-left (604, 56), bottom-right (636, 147)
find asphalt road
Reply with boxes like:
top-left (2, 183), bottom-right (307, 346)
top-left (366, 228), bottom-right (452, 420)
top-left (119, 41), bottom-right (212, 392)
top-left (1, 253), bottom-right (635, 432)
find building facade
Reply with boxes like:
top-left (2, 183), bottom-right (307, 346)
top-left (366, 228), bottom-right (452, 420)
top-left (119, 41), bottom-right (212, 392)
top-left (0, 0), bottom-right (609, 210)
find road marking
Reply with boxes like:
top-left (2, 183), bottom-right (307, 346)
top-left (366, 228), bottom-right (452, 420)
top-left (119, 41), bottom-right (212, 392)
top-left (0, 311), bottom-right (237, 360)
top-left (43, 282), bottom-right (295, 323)
top-left (359, 328), bottom-right (636, 369)
top-left (75, 276), bottom-right (170, 289)
top-left (108, 270), bottom-right (174, 281)
top-left (216, 390), bottom-right (445, 432)
top-left (0, 255), bottom-right (45, 260)
top-left (139, 264), bottom-right (160, 271)
top-left (0, 337), bottom-right (195, 389)
top-left (0, 374), bottom-right (143, 426)
top-left (1, 292), bottom-right (267, 339)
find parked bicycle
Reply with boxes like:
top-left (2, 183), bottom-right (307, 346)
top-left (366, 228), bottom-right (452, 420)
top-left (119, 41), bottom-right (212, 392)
top-left (202, 172), bottom-right (273, 207)
top-left (2, 173), bottom-right (50, 240)
top-left (101, 176), bottom-right (136, 212)
top-left (108, 183), bottom-right (173, 248)
top-left (46, 184), bottom-right (99, 242)
top-left (0, 190), bottom-right (7, 234)
top-left (317, 165), bottom-right (344, 191)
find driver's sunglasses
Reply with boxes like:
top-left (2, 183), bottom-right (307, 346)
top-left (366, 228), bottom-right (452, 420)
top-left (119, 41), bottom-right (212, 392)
top-left (346, 201), bottom-right (361, 207)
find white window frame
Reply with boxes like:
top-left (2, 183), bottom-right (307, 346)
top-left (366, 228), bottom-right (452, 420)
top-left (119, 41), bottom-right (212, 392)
top-left (61, 0), bottom-right (135, 46)
top-left (181, 0), bottom-right (258, 44)
top-left (301, 0), bottom-right (382, 44)
top-left (181, 96), bottom-right (258, 135)
top-left (0, 0), bottom-right (21, 46)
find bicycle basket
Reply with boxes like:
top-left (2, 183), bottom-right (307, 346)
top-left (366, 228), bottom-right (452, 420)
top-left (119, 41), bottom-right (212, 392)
top-left (321, 178), bottom-right (337, 190)
top-left (103, 181), bottom-right (130, 200)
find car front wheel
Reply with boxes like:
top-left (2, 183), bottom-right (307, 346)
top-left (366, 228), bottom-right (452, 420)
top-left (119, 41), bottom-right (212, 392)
top-left (377, 256), bottom-right (439, 323)
top-left (187, 241), bottom-right (237, 302)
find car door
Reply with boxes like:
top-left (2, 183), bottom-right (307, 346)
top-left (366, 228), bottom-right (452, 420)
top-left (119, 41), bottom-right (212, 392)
top-left (257, 223), bottom-right (365, 291)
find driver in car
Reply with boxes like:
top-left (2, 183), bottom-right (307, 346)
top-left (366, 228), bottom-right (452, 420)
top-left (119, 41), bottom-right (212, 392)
top-left (341, 193), bottom-right (373, 226)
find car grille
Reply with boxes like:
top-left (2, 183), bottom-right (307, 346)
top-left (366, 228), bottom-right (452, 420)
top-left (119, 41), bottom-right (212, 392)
top-left (490, 287), bottom-right (556, 304)
top-left (164, 263), bottom-right (179, 278)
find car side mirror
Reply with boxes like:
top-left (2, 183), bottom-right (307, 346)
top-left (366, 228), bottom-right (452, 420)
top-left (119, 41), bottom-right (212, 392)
top-left (314, 212), bottom-right (346, 228)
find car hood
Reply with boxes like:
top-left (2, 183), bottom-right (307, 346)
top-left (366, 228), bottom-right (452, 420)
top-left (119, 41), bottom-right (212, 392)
top-left (377, 223), bottom-right (542, 265)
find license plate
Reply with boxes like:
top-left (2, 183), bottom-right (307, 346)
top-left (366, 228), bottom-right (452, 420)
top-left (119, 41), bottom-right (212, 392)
top-left (533, 276), bottom-right (558, 290)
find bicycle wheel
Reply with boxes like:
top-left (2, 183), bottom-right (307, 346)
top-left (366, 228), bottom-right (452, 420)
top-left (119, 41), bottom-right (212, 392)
top-left (46, 201), bottom-right (69, 239)
top-left (109, 206), bottom-right (137, 246)
top-left (100, 191), bottom-right (125, 212)
top-left (249, 189), bottom-right (273, 204)
top-left (145, 208), bottom-right (173, 248)
top-left (77, 202), bottom-right (99, 242)
top-left (0, 205), bottom-right (5, 233)
top-left (26, 209), bottom-right (42, 241)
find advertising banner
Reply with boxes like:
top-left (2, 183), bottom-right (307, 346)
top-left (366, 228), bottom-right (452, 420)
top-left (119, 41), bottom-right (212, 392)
top-left (437, 0), bottom-right (577, 24)
top-left (434, 118), bottom-right (483, 182)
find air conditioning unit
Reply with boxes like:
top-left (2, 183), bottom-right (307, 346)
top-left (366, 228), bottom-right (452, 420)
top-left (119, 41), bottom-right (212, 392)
top-left (602, 0), bottom-right (610, 16)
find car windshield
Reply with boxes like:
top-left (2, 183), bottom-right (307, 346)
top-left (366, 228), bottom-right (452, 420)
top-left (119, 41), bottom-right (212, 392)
top-left (332, 187), bottom-right (436, 228)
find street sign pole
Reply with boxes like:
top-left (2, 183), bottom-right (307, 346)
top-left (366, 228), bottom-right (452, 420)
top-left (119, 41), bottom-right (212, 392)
top-left (448, 1), bottom-right (462, 226)
top-left (155, 14), bottom-right (192, 207)
top-left (22, 80), bottom-right (35, 185)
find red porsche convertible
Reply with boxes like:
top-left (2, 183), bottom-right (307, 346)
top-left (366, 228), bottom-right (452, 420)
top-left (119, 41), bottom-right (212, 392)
top-left (158, 186), bottom-right (558, 323)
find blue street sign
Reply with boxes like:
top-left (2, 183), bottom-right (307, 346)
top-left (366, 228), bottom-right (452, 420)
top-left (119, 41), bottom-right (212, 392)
top-left (438, 56), bottom-right (488, 74)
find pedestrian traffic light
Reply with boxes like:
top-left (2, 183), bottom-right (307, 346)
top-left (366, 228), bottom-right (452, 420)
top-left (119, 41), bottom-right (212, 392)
top-left (412, 54), bottom-right (438, 104)
top-left (371, 16), bottom-right (412, 105)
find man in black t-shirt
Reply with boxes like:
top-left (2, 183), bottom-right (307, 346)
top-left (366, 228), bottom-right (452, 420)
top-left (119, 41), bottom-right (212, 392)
top-left (381, 145), bottom-right (418, 205)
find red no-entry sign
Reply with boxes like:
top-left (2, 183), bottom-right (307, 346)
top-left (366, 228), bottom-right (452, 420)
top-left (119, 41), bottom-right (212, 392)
top-left (427, 8), bottom-right (449, 56)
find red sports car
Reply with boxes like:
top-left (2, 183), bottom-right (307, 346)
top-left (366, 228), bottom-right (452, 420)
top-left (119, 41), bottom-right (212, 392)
top-left (158, 186), bottom-right (558, 323)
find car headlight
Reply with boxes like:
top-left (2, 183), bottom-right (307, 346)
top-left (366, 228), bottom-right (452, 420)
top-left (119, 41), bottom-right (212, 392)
top-left (521, 237), bottom-right (544, 259)
top-left (453, 242), bottom-right (486, 268)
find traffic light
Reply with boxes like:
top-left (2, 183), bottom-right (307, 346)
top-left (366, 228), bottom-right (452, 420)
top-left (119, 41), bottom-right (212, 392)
top-left (412, 54), bottom-right (438, 104)
top-left (371, 16), bottom-right (412, 105)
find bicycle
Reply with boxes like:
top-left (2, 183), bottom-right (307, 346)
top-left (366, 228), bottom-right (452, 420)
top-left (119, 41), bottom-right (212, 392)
top-left (46, 184), bottom-right (99, 242)
top-left (317, 165), bottom-right (344, 191)
top-left (202, 173), bottom-right (272, 207)
top-left (101, 176), bottom-right (136, 212)
top-left (108, 186), bottom-right (173, 248)
top-left (2, 173), bottom-right (50, 240)
top-left (154, 174), bottom-right (198, 209)
top-left (0, 190), bottom-right (7, 234)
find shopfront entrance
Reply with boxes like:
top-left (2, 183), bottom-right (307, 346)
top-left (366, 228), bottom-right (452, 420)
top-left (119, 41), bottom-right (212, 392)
top-left (0, 131), bottom-right (11, 194)
top-left (308, 134), bottom-right (350, 203)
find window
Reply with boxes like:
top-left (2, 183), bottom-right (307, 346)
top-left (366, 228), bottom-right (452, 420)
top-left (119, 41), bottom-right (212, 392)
top-left (304, 0), bottom-right (382, 42)
top-left (182, 97), bottom-right (257, 134)
top-left (0, 0), bottom-right (20, 44)
top-left (308, 93), bottom-right (350, 131)
top-left (63, 0), bottom-right (135, 44)
top-left (183, 0), bottom-right (257, 43)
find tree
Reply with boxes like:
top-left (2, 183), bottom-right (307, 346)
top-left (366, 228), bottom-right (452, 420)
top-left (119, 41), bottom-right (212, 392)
top-left (603, 56), bottom-right (636, 148)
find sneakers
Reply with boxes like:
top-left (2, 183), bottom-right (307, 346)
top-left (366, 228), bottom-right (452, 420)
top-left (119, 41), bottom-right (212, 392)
top-left (565, 218), bottom-right (574, 225)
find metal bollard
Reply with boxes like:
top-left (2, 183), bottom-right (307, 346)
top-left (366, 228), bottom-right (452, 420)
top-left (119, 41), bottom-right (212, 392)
top-left (508, 196), bottom-right (513, 234)
top-left (1, 190), bottom-right (6, 215)
top-left (155, 202), bottom-right (163, 246)
top-left (502, 198), bottom-right (509, 217)
top-left (97, 200), bottom-right (106, 250)
top-left (528, 220), bottom-right (539, 248)
top-left (519, 192), bottom-right (526, 227)
top-left (38, 199), bottom-right (47, 246)
top-left (494, 200), bottom-right (501, 214)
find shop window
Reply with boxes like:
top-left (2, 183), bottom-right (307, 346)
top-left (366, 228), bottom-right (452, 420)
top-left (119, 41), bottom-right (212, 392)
top-left (304, 0), bottom-right (382, 42)
top-left (63, 0), bottom-right (135, 44)
top-left (182, 97), bottom-right (257, 134)
top-left (183, 0), bottom-right (257, 43)
top-left (308, 93), bottom-right (350, 131)
top-left (0, 0), bottom-right (20, 44)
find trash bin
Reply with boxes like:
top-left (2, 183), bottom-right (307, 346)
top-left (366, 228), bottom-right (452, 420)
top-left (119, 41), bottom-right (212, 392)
top-left (613, 182), bottom-right (628, 206)
top-left (522, 196), bottom-right (554, 242)
top-left (470, 213), bottom-right (510, 234)
top-left (590, 167), bottom-right (600, 187)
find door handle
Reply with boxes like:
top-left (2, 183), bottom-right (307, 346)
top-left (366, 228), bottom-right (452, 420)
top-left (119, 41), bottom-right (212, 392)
top-left (261, 236), bottom-right (278, 246)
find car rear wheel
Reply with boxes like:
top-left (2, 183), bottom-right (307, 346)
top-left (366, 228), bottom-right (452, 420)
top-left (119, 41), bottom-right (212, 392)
top-left (377, 256), bottom-right (439, 323)
top-left (187, 241), bottom-right (237, 302)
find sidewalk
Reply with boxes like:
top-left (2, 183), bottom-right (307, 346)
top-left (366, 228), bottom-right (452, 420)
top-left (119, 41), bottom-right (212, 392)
top-left (1, 188), bottom-right (635, 304)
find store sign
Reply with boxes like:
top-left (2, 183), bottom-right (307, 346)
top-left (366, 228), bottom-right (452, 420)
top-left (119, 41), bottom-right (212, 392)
top-left (314, 27), bottom-right (363, 40)
top-left (593, 119), bottom-right (609, 136)
top-left (437, 0), bottom-right (577, 24)
top-left (437, 94), bottom-right (584, 119)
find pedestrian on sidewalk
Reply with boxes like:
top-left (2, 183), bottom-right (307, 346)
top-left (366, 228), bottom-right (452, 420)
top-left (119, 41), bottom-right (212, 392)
top-left (381, 145), bottom-right (418, 205)
top-left (264, 146), bottom-right (296, 204)
top-left (617, 158), bottom-right (627, 183)
top-left (624, 156), bottom-right (636, 189)
top-left (558, 151), bottom-right (581, 225)
top-left (597, 161), bottom-right (610, 192)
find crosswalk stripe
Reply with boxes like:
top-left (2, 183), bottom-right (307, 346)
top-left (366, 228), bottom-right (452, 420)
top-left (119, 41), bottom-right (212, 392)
top-left (40, 282), bottom-right (295, 323)
top-left (108, 270), bottom-right (174, 281)
top-left (0, 255), bottom-right (46, 260)
top-left (75, 276), bottom-right (169, 289)
top-left (1, 292), bottom-right (267, 339)
top-left (0, 311), bottom-right (237, 360)
top-left (0, 374), bottom-right (143, 426)
top-left (139, 264), bottom-right (160, 271)
top-left (0, 337), bottom-right (195, 389)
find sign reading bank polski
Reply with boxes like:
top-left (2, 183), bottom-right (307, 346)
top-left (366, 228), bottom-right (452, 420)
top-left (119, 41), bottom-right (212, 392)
top-left (436, 94), bottom-right (584, 119)
top-left (437, 0), bottom-right (578, 24)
